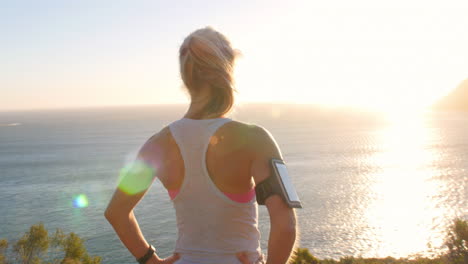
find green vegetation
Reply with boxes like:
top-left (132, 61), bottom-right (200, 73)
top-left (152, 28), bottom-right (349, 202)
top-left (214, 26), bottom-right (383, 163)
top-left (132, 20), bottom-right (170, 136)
top-left (290, 218), bottom-right (468, 264)
top-left (0, 223), bottom-right (101, 264)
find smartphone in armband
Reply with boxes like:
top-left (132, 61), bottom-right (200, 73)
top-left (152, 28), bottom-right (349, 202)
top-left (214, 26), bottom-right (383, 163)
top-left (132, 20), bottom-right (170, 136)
top-left (255, 158), bottom-right (302, 208)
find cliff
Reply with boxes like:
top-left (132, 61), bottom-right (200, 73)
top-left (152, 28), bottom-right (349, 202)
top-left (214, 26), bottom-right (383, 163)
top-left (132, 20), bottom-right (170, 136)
top-left (434, 79), bottom-right (468, 111)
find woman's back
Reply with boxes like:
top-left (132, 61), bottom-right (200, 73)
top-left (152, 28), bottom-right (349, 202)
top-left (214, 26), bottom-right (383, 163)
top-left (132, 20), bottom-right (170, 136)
top-left (140, 117), bottom-right (265, 264)
top-left (151, 118), bottom-right (256, 196)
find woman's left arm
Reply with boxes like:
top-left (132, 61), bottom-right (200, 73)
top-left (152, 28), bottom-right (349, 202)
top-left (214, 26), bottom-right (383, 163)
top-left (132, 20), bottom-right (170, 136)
top-left (104, 130), bottom-right (179, 264)
top-left (105, 170), bottom-right (179, 264)
top-left (105, 187), bottom-right (152, 260)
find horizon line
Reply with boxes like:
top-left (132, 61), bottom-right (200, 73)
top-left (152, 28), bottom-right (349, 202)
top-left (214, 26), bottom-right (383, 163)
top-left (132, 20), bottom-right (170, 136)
top-left (0, 101), bottom-right (329, 113)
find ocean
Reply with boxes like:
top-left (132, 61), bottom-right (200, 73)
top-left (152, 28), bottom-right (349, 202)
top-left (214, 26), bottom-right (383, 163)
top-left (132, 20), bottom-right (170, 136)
top-left (0, 103), bottom-right (467, 263)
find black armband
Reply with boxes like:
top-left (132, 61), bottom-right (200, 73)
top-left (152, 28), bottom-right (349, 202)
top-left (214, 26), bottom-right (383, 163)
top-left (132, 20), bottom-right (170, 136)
top-left (255, 174), bottom-right (284, 205)
top-left (255, 158), bottom-right (302, 208)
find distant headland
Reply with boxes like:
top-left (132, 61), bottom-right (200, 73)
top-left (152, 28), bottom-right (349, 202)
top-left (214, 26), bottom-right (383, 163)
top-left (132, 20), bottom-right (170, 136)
top-left (434, 79), bottom-right (468, 111)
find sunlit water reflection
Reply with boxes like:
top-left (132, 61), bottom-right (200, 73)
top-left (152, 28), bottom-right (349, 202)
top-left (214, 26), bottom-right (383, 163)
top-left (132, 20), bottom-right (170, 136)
top-left (363, 111), bottom-right (448, 258)
top-left (252, 106), bottom-right (467, 259)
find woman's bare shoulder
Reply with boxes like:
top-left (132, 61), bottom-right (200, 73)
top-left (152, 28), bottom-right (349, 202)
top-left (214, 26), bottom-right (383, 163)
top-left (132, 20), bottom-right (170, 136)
top-left (145, 125), bottom-right (171, 143)
top-left (137, 126), bottom-right (173, 159)
top-left (226, 121), bottom-right (278, 154)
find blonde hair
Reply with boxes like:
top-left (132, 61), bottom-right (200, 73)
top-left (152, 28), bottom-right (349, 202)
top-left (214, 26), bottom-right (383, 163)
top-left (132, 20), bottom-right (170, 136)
top-left (179, 26), bottom-right (241, 119)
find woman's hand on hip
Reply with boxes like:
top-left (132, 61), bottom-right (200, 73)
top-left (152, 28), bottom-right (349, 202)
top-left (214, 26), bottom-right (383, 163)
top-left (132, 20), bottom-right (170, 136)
top-left (236, 252), bottom-right (265, 264)
top-left (148, 252), bottom-right (180, 264)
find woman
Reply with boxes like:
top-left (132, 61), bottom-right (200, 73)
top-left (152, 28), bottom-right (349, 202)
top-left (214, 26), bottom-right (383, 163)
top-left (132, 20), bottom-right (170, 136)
top-left (105, 26), bottom-right (297, 264)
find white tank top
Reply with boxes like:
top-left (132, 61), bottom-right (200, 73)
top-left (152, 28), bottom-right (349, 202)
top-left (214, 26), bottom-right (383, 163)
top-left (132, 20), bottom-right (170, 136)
top-left (168, 117), bottom-right (264, 264)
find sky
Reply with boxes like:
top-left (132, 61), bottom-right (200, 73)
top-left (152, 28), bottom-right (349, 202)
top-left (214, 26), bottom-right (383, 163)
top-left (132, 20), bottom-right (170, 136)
top-left (1, 0), bottom-right (468, 112)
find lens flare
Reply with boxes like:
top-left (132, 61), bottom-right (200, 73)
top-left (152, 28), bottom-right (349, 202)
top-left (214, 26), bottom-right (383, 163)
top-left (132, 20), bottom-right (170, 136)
top-left (73, 194), bottom-right (89, 208)
top-left (118, 159), bottom-right (156, 195)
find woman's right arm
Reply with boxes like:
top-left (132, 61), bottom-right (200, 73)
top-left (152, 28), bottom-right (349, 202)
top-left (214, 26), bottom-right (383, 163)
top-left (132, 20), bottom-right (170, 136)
top-left (249, 125), bottom-right (298, 264)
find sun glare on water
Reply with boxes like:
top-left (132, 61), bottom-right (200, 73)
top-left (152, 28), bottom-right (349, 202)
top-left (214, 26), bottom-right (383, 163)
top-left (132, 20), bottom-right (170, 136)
top-left (360, 107), bottom-right (450, 257)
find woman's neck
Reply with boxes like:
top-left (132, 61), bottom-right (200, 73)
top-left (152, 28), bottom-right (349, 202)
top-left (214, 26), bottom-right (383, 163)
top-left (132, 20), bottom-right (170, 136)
top-left (183, 89), bottom-right (224, 120)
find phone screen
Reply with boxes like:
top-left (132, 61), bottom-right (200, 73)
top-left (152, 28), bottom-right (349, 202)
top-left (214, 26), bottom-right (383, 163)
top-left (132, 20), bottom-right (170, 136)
top-left (275, 162), bottom-right (300, 203)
